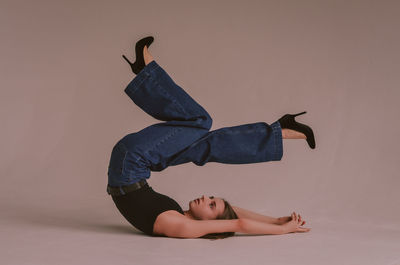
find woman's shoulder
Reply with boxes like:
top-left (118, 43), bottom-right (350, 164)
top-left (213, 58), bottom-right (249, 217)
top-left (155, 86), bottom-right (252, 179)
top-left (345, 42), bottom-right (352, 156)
top-left (153, 210), bottom-right (188, 236)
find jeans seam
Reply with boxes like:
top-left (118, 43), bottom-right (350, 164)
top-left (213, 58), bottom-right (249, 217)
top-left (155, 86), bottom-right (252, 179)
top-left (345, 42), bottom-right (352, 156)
top-left (145, 127), bottom-right (183, 155)
top-left (274, 126), bottom-right (278, 158)
top-left (152, 78), bottom-right (188, 117)
top-left (126, 62), bottom-right (161, 94)
top-left (272, 122), bottom-right (282, 160)
top-left (118, 143), bottom-right (130, 176)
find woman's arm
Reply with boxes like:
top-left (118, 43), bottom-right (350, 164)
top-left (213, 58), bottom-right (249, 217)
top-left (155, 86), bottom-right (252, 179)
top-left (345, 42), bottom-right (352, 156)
top-left (240, 212), bottom-right (310, 235)
top-left (156, 211), bottom-right (309, 238)
top-left (239, 218), bottom-right (286, 235)
top-left (179, 218), bottom-right (289, 238)
top-left (156, 211), bottom-right (288, 238)
top-left (232, 205), bottom-right (279, 224)
top-left (157, 213), bottom-right (241, 238)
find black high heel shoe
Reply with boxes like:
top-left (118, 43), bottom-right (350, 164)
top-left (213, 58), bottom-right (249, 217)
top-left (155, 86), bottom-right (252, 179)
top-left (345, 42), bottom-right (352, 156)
top-left (122, 36), bottom-right (154, 74)
top-left (278, 111), bottom-right (316, 149)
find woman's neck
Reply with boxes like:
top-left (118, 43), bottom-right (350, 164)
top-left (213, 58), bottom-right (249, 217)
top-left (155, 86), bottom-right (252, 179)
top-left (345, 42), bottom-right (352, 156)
top-left (183, 210), bottom-right (196, 220)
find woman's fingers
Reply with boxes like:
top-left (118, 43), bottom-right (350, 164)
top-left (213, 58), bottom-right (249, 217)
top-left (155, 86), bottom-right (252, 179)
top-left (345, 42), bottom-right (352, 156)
top-left (291, 212), bottom-right (311, 232)
top-left (296, 213), bottom-right (306, 224)
top-left (293, 212), bottom-right (307, 226)
top-left (297, 227), bottom-right (311, 232)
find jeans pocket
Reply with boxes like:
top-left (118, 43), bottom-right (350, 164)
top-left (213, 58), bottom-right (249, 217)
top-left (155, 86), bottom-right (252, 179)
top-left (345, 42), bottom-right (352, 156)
top-left (108, 142), bottom-right (128, 177)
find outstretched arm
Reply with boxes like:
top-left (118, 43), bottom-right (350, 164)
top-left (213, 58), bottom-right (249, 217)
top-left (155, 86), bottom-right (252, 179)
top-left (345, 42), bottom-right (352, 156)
top-left (240, 212), bottom-right (310, 235)
top-left (232, 206), bottom-right (305, 226)
top-left (232, 205), bottom-right (279, 224)
top-left (161, 217), bottom-right (286, 238)
top-left (158, 212), bottom-right (309, 238)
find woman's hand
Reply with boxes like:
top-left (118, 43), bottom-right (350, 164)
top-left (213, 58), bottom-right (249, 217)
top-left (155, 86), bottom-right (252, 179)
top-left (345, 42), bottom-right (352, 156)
top-left (277, 212), bottom-right (306, 225)
top-left (276, 215), bottom-right (292, 225)
top-left (282, 212), bottom-right (311, 233)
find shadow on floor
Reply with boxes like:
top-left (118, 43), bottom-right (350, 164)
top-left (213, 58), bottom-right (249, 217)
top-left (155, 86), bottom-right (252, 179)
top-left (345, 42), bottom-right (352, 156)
top-left (3, 205), bottom-right (147, 236)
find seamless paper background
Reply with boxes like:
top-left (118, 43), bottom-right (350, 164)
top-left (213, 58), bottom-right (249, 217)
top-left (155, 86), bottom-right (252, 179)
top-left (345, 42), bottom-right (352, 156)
top-left (1, 0), bottom-right (399, 264)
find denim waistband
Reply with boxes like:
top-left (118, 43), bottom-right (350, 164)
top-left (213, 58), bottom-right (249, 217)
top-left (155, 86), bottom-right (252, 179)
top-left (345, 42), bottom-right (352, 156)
top-left (107, 179), bottom-right (149, 196)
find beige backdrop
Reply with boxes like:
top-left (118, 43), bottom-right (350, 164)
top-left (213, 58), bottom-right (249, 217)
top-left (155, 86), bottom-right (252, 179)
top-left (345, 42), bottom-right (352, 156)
top-left (1, 0), bottom-right (399, 264)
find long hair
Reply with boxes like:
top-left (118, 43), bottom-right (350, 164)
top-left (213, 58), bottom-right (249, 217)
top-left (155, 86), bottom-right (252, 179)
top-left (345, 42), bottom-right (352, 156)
top-left (200, 199), bottom-right (238, 240)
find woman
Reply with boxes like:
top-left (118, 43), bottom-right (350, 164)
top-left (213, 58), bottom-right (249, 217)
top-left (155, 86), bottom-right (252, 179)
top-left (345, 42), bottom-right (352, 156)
top-left (107, 36), bottom-right (314, 239)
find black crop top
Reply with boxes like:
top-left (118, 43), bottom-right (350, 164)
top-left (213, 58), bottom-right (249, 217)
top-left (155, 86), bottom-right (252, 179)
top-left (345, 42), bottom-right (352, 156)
top-left (111, 184), bottom-right (184, 236)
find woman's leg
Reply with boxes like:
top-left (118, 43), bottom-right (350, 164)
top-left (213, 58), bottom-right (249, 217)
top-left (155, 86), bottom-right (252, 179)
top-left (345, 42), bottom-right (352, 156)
top-left (108, 60), bottom-right (213, 188)
top-left (167, 121), bottom-right (283, 166)
top-left (124, 60), bottom-right (212, 128)
top-left (122, 59), bottom-right (213, 158)
top-left (108, 119), bottom-right (283, 189)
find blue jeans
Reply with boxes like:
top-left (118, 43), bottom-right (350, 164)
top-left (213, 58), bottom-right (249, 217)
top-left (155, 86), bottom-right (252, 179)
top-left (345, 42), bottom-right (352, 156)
top-left (107, 60), bottom-right (283, 193)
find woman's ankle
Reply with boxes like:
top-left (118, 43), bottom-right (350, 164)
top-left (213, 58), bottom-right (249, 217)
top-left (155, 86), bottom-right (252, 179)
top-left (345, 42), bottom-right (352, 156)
top-left (144, 46), bottom-right (154, 65)
top-left (282, 128), bottom-right (306, 139)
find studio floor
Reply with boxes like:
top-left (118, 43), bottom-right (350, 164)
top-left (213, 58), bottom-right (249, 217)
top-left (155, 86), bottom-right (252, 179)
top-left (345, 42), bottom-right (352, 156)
top-left (2, 211), bottom-right (399, 265)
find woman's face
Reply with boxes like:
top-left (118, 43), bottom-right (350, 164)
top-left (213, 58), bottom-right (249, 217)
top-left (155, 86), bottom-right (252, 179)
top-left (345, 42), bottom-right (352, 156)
top-left (189, 195), bottom-right (225, 220)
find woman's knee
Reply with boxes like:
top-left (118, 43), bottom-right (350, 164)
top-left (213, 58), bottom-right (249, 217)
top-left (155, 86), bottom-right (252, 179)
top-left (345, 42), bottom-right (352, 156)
top-left (203, 115), bottom-right (213, 130)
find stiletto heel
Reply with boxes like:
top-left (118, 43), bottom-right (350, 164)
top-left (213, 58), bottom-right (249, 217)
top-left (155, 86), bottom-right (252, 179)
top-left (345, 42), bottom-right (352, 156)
top-left (122, 55), bottom-right (134, 71)
top-left (278, 111), bottom-right (316, 149)
top-left (122, 36), bottom-right (154, 74)
top-left (293, 111), bottom-right (307, 117)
